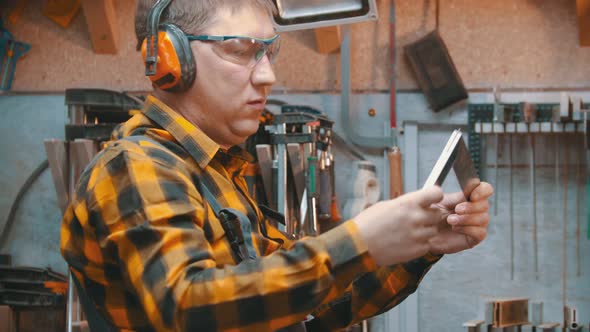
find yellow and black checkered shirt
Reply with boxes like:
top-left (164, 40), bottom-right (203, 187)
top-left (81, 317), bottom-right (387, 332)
top-left (60, 96), bottom-right (441, 332)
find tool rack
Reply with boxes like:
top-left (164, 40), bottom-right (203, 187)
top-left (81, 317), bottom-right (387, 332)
top-left (467, 102), bottom-right (589, 177)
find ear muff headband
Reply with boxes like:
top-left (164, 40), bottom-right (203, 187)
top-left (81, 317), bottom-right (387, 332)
top-left (143, 0), bottom-right (196, 92)
top-left (145, 0), bottom-right (172, 76)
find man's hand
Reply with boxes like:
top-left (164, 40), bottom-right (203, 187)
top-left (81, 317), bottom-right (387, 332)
top-left (354, 186), bottom-right (445, 267)
top-left (428, 182), bottom-right (494, 255)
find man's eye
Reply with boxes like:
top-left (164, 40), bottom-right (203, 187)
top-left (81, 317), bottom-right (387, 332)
top-left (233, 47), bottom-right (260, 60)
top-left (230, 48), bottom-right (251, 56)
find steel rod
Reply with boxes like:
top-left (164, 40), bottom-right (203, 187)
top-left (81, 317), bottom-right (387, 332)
top-left (509, 134), bottom-right (514, 280)
top-left (530, 134), bottom-right (538, 280)
top-left (561, 133), bottom-right (568, 311)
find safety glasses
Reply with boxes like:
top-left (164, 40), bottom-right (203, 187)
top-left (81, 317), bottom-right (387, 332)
top-left (186, 34), bottom-right (281, 68)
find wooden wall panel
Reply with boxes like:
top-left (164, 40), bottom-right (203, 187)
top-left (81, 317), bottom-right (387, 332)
top-left (5, 0), bottom-right (590, 93)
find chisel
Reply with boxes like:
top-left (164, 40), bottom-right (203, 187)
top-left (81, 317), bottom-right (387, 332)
top-left (523, 103), bottom-right (538, 279)
top-left (509, 132), bottom-right (514, 280)
top-left (562, 130), bottom-right (569, 313)
top-left (576, 133), bottom-right (582, 277)
top-left (493, 88), bottom-right (505, 216)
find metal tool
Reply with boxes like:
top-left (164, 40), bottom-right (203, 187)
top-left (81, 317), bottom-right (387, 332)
top-left (255, 145), bottom-right (273, 207)
top-left (287, 143), bottom-right (306, 205)
top-left (509, 129), bottom-right (515, 280)
top-left (585, 108), bottom-right (590, 240)
top-left (564, 305), bottom-right (580, 331)
top-left (494, 87), bottom-right (505, 216)
top-left (576, 132), bottom-right (582, 277)
top-left (494, 94), bottom-right (515, 279)
top-left (265, 123), bottom-right (289, 233)
top-left (523, 102), bottom-right (538, 279)
top-left (303, 156), bottom-right (319, 236)
top-left (264, 110), bottom-right (334, 237)
top-left (492, 88), bottom-right (505, 216)
top-left (562, 126), bottom-right (569, 316)
top-left (317, 126), bottom-right (332, 223)
top-left (0, 23), bottom-right (31, 91)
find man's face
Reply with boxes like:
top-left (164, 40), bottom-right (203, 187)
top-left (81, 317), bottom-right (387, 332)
top-left (186, 5), bottom-right (277, 149)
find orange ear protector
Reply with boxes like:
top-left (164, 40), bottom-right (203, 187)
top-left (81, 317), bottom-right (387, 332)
top-left (142, 0), bottom-right (196, 92)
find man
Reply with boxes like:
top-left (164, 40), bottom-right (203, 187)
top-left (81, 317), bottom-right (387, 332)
top-left (60, 0), bottom-right (493, 331)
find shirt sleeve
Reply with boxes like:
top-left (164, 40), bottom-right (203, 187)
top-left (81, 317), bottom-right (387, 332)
top-left (266, 219), bottom-right (442, 330)
top-left (305, 253), bottom-right (443, 330)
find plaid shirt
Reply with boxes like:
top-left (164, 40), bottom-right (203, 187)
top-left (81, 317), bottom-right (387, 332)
top-left (60, 96), bottom-right (441, 332)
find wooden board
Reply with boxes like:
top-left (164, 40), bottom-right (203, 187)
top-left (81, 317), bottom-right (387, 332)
top-left (577, 0), bottom-right (590, 46)
top-left (80, 0), bottom-right (118, 54)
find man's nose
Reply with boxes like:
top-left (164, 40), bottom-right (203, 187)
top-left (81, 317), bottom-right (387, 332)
top-left (251, 55), bottom-right (276, 86)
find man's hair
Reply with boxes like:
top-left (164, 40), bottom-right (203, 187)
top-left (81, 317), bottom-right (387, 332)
top-left (135, 0), bottom-right (277, 50)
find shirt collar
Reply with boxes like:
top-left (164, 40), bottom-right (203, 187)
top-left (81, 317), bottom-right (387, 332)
top-left (141, 95), bottom-right (254, 170)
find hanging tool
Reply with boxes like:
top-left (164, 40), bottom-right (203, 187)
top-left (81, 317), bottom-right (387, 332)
top-left (492, 87), bottom-right (505, 216)
top-left (255, 145), bottom-right (273, 208)
top-left (267, 122), bottom-right (289, 234)
top-left (264, 110), bottom-right (333, 237)
top-left (317, 126), bottom-right (333, 224)
top-left (0, 20), bottom-right (31, 91)
top-left (562, 128), bottom-right (569, 316)
top-left (328, 151), bottom-right (341, 224)
top-left (303, 156), bottom-right (319, 236)
top-left (523, 102), bottom-right (538, 280)
top-left (497, 99), bottom-right (515, 280)
top-left (571, 97), bottom-right (584, 276)
top-left (388, 147), bottom-right (403, 199)
top-left (557, 94), bottom-right (572, 312)
top-left (575, 114), bottom-right (583, 277)
top-left (585, 107), bottom-right (590, 240)
top-left (564, 305), bottom-right (580, 331)
top-left (508, 126), bottom-right (514, 280)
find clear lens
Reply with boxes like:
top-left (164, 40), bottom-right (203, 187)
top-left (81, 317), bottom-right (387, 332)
top-left (210, 37), bottom-right (280, 67)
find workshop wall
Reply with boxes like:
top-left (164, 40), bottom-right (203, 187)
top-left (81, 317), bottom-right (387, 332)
top-left (1, 0), bottom-right (589, 331)
top-left (5, 0), bottom-right (590, 93)
top-left (1, 91), bottom-right (588, 331)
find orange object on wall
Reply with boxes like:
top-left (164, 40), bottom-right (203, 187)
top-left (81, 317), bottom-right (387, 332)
top-left (43, 0), bottom-right (81, 28)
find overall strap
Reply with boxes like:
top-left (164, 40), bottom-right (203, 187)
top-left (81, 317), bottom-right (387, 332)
top-left (70, 272), bottom-right (117, 332)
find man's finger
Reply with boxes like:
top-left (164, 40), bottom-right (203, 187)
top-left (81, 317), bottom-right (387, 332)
top-left (413, 224), bottom-right (439, 242)
top-left (447, 212), bottom-right (489, 227)
top-left (416, 207), bottom-right (446, 226)
top-left (438, 191), bottom-right (465, 209)
top-left (469, 182), bottom-right (494, 202)
top-left (417, 186), bottom-right (444, 208)
top-left (455, 200), bottom-right (489, 215)
top-left (450, 225), bottom-right (488, 245)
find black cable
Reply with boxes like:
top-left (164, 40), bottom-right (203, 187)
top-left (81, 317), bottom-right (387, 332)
top-left (0, 159), bottom-right (49, 250)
